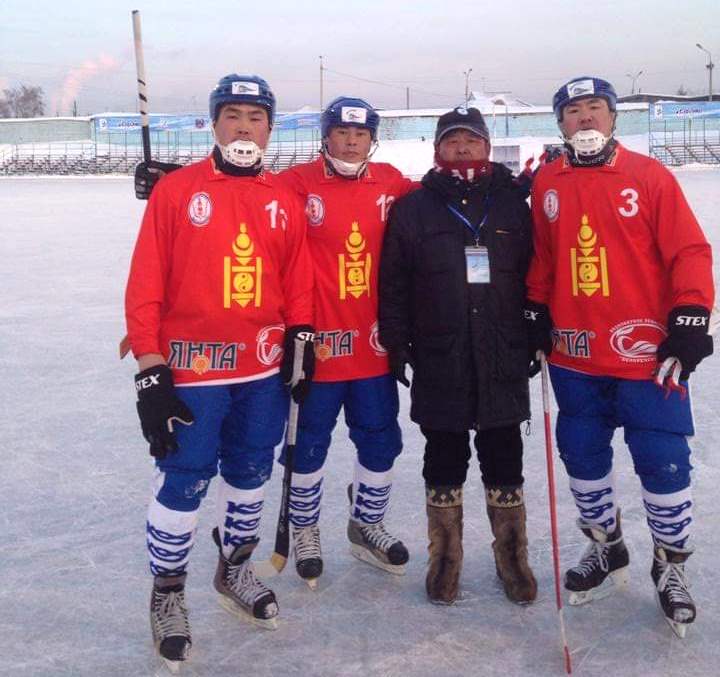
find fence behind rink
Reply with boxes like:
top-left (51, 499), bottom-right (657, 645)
top-left (2, 102), bottom-right (720, 175)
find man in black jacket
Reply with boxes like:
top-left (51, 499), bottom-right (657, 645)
top-left (378, 107), bottom-right (536, 605)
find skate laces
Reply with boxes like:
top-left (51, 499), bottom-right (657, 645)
top-left (360, 522), bottom-right (398, 552)
top-left (152, 588), bottom-right (190, 639)
top-left (573, 540), bottom-right (611, 576)
top-left (294, 525), bottom-right (321, 561)
top-left (226, 560), bottom-right (271, 603)
top-left (656, 559), bottom-right (692, 607)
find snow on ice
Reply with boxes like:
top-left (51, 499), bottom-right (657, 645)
top-left (0, 167), bottom-right (718, 676)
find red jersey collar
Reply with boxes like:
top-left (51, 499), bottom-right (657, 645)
top-left (203, 154), bottom-right (275, 186)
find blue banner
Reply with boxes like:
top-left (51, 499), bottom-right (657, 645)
top-left (93, 112), bottom-right (321, 134)
top-left (652, 101), bottom-right (720, 120)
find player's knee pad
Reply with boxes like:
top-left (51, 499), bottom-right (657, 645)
top-left (556, 412), bottom-right (614, 480)
top-left (154, 467), bottom-right (215, 511)
top-left (626, 430), bottom-right (692, 494)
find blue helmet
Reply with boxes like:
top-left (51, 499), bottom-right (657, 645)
top-left (552, 77), bottom-right (617, 121)
top-left (321, 96), bottom-right (380, 140)
top-left (209, 74), bottom-right (276, 124)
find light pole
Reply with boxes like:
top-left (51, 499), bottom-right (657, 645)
top-left (625, 70), bottom-right (644, 95)
top-left (696, 43), bottom-right (714, 101)
top-left (319, 55), bottom-right (324, 111)
top-left (463, 68), bottom-right (473, 107)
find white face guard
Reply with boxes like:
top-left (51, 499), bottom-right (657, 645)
top-left (323, 140), bottom-right (378, 178)
top-left (564, 128), bottom-right (612, 157)
top-left (216, 139), bottom-right (264, 168)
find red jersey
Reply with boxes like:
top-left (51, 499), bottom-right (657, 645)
top-left (125, 156), bottom-right (314, 386)
top-left (527, 144), bottom-right (714, 380)
top-left (279, 157), bottom-right (414, 381)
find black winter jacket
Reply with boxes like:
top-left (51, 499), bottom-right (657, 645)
top-left (378, 163), bottom-right (532, 432)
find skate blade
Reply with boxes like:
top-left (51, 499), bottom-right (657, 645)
top-left (567, 566), bottom-right (629, 606)
top-left (303, 577), bottom-right (319, 590)
top-left (655, 591), bottom-right (692, 639)
top-left (155, 657), bottom-right (183, 675)
top-left (349, 545), bottom-right (407, 575)
top-left (217, 595), bottom-right (279, 631)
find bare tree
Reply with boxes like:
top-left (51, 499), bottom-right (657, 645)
top-left (0, 84), bottom-right (46, 117)
top-left (676, 84), bottom-right (689, 96)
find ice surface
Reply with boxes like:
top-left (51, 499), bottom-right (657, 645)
top-left (1, 169), bottom-right (719, 676)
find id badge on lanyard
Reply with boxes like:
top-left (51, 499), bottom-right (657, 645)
top-left (465, 246), bottom-right (490, 284)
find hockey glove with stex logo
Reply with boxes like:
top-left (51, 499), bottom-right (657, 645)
top-left (655, 305), bottom-right (714, 390)
top-left (524, 300), bottom-right (554, 377)
top-left (135, 365), bottom-right (194, 459)
top-left (280, 326), bottom-right (315, 403)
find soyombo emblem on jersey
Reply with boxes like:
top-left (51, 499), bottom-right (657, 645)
top-left (543, 189), bottom-right (559, 222)
top-left (571, 214), bottom-right (609, 297)
top-left (339, 221), bottom-right (371, 300)
top-left (610, 319), bottom-right (666, 363)
top-left (224, 223), bottom-right (262, 308)
top-left (188, 192), bottom-right (212, 226)
top-left (306, 194), bottom-right (325, 226)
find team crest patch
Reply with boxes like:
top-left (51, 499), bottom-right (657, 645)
top-left (543, 189), bottom-right (559, 222)
top-left (188, 192), bottom-right (212, 226)
top-left (306, 194), bottom-right (325, 226)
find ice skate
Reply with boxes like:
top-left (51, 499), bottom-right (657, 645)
top-left (565, 511), bottom-right (629, 606)
top-left (293, 523), bottom-right (323, 589)
top-left (150, 575), bottom-right (191, 674)
top-left (347, 484), bottom-right (408, 574)
top-left (652, 542), bottom-right (695, 638)
top-left (212, 528), bottom-right (279, 630)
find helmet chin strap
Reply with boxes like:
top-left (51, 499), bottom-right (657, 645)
top-left (216, 138), bottom-right (264, 168)
top-left (322, 141), bottom-right (378, 178)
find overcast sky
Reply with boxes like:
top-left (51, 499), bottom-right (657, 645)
top-left (2, 0), bottom-right (718, 115)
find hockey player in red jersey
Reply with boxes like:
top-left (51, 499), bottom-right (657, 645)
top-left (277, 97), bottom-right (415, 586)
top-left (125, 74), bottom-right (314, 670)
top-left (525, 76), bottom-right (715, 637)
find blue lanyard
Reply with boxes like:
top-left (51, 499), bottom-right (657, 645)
top-left (446, 194), bottom-right (491, 243)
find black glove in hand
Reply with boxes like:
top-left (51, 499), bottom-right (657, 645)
top-left (656, 305), bottom-right (714, 381)
top-left (389, 348), bottom-right (413, 388)
top-left (524, 300), bottom-right (554, 378)
top-left (134, 160), bottom-right (182, 200)
top-left (280, 325), bottom-right (316, 403)
top-left (135, 365), bottom-right (194, 459)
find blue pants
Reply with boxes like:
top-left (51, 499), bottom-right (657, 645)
top-left (549, 365), bottom-right (694, 494)
top-left (280, 374), bottom-right (402, 473)
top-left (156, 374), bottom-right (288, 511)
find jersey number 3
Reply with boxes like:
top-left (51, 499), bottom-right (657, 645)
top-left (618, 188), bottom-right (639, 217)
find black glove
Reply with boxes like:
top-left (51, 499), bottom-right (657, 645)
top-left (656, 305), bottom-right (714, 381)
top-left (524, 300), bottom-right (553, 377)
top-left (280, 325), bottom-right (316, 403)
top-left (134, 160), bottom-right (182, 200)
top-left (135, 365), bottom-right (194, 459)
top-left (389, 348), bottom-right (413, 388)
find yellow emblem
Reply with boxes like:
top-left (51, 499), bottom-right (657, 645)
top-left (338, 221), bottom-right (371, 300)
top-left (224, 223), bottom-right (263, 308)
top-left (571, 214), bottom-right (609, 297)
